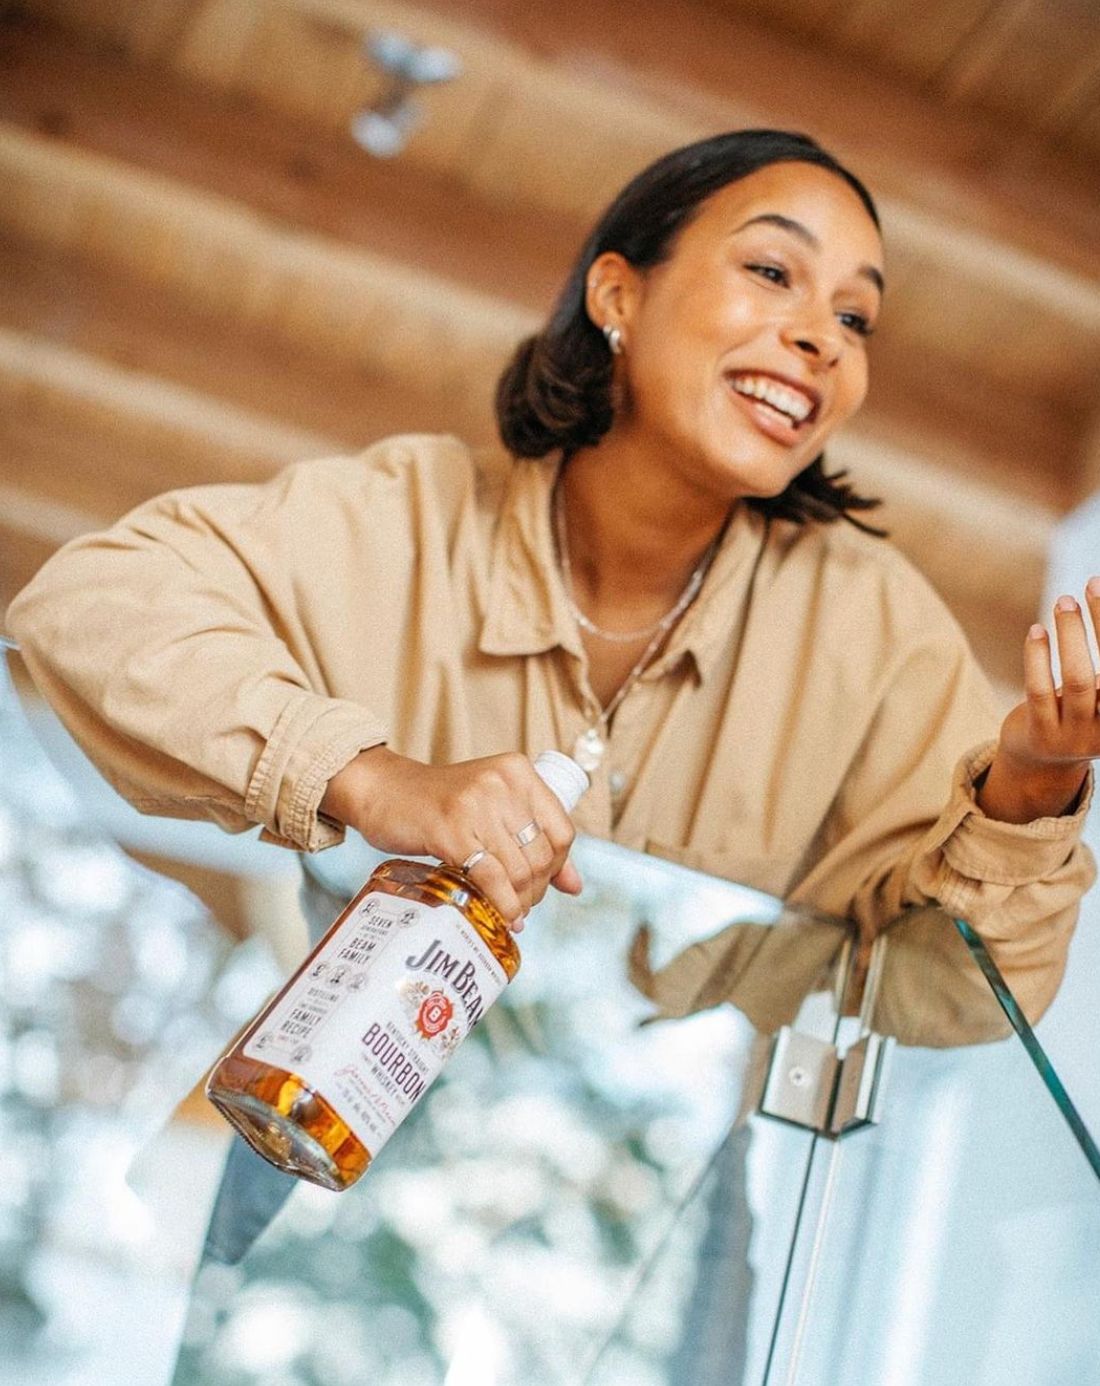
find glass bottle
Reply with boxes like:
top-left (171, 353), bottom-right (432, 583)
top-left (205, 751), bottom-right (588, 1190)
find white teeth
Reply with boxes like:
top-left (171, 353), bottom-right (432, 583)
top-left (730, 374), bottom-right (814, 423)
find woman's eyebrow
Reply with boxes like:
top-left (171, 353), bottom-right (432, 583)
top-left (733, 213), bottom-right (885, 295)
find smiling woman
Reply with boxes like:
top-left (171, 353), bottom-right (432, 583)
top-left (6, 127), bottom-right (1100, 1263)
top-left (576, 163), bottom-right (882, 520)
top-left (498, 131), bottom-right (885, 528)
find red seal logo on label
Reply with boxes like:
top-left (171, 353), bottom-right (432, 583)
top-left (415, 990), bottom-right (453, 1039)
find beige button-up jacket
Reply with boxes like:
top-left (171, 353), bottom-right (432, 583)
top-left (7, 435), bottom-right (1094, 1016)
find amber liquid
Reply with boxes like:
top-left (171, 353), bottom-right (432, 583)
top-left (205, 860), bottom-right (520, 1191)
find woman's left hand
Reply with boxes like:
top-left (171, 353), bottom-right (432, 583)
top-left (978, 579), bottom-right (1100, 824)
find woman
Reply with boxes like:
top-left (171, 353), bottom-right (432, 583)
top-left (8, 128), bottom-right (1097, 994)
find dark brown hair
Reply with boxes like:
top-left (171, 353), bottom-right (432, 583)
top-left (495, 129), bottom-right (885, 533)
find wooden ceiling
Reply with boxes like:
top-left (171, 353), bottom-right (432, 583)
top-left (2, 0), bottom-right (1099, 694)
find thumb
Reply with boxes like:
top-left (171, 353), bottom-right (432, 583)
top-left (551, 858), bottom-right (583, 895)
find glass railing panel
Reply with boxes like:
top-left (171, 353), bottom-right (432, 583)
top-left (764, 904), bottom-right (1100, 1386)
top-left (953, 916), bottom-right (1100, 1177)
top-left (0, 650), bottom-right (288, 1386)
top-left (2, 643), bottom-right (859, 1385)
top-left (168, 839), bottom-right (855, 1386)
top-left (13, 635), bottom-right (1098, 1386)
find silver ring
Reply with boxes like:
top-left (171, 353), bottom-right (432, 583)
top-left (460, 848), bottom-right (487, 873)
top-left (514, 820), bottom-right (541, 848)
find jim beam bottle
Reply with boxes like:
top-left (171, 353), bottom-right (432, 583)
top-left (205, 751), bottom-right (588, 1190)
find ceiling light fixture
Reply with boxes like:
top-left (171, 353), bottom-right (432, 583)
top-left (351, 30), bottom-right (462, 158)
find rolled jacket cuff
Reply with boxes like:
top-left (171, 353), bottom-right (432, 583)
top-left (941, 741), bottom-right (1094, 887)
top-left (245, 692), bottom-right (388, 851)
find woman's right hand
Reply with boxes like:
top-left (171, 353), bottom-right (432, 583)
top-left (319, 747), bottom-right (582, 930)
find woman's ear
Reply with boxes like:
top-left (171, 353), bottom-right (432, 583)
top-left (585, 251), bottom-right (640, 338)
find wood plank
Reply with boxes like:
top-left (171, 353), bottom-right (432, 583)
top-left (235, 4), bottom-right (375, 133)
top-left (935, 0), bottom-right (1100, 135)
top-left (1066, 72), bottom-right (1100, 160)
top-left (0, 216), bottom-right (1076, 522)
top-left (854, 351), bottom-right (1078, 514)
top-left (0, 125), bottom-right (536, 403)
top-left (169, 0), bottom-right (264, 85)
top-left (829, 433), bottom-right (1052, 687)
top-left (831, 431), bottom-right (1053, 612)
top-left (704, 0), bottom-right (997, 84)
top-left (11, 0), bottom-right (1100, 281)
top-left (697, 0), bottom-right (839, 45)
top-left (5, 12), bottom-right (1097, 350)
top-left (0, 482), bottom-right (102, 617)
top-left (0, 20), bottom-right (1094, 504)
top-left (400, 0), bottom-right (1100, 270)
top-left (1077, 410), bottom-right (1100, 505)
top-left (0, 326), bottom-right (333, 516)
top-left (0, 15), bottom-right (575, 311)
top-left (830, 0), bottom-right (996, 82)
top-left (0, 237), bottom-right (489, 448)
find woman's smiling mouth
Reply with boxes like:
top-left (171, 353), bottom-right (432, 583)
top-left (726, 371), bottom-right (821, 444)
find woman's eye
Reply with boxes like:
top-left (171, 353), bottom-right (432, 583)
top-left (838, 311), bottom-right (874, 338)
top-left (746, 262), bottom-right (789, 286)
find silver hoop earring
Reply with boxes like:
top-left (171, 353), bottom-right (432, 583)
top-left (603, 324), bottom-right (623, 356)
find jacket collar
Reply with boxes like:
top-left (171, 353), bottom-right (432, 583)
top-left (478, 456), bottom-right (770, 682)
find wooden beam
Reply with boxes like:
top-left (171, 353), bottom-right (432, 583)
top-left (833, 433), bottom-right (1054, 578)
top-left (830, 431), bottom-right (1053, 658)
top-left (0, 481), bottom-right (103, 617)
top-left (0, 325), bottom-right (337, 517)
top-left (0, 326), bottom-right (334, 466)
top-left (5, 232), bottom-right (1077, 520)
top-left (8, 6), bottom-right (1099, 322)
top-left (0, 124), bottom-right (535, 410)
top-left (1077, 409), bottom-right (1100, 508)
top-left (0, 14), bottom-right (574, 311)
top-left (860, 332), bottom-right (1081, 512)
top-left (405, 0), bottom-right (1100, 275)
top-left (0, 239), bottom-right (484, 449)
top-left (0, 24), bottom-right (1089, 508)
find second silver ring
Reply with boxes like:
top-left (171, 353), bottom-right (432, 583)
top-left (513, 819), bottom-right (541, 848)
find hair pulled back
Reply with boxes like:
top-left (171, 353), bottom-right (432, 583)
top-left (495, 129), bottom-right (884, 532)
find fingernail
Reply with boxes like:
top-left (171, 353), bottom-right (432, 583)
top-left (1028, 623), bottom-right (1046, 641)
top-left (1087, 577), bottom-right (1100, 600)
top-left (1055, 595), bottom-right (1078, 614)
top-left (513, 916), bottom-right (526, 934)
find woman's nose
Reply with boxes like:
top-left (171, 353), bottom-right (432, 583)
top-left (780, 317), bottom-right (842, 369)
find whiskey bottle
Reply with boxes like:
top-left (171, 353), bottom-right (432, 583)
top-left (205, 751), bottom-right (588, 1190)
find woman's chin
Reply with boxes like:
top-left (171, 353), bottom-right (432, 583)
top-left (710, 451), bottom-right (813, 502)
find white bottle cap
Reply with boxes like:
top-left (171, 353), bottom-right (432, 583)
top-left (533, 750), bottom-right (589, 813)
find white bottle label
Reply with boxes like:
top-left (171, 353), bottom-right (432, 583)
top-left (242, 890), bottom-right (508, 1156)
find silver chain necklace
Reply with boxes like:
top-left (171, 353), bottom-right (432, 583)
top-left (553, 482), bottom-right (725, 772)
top-left (554, 483), bottom-right (718, 643)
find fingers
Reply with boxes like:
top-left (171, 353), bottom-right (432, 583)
top-left (1053, 593), bottom-right (1099, 727)
top-left (1087, 575), bottom-right (1100, 669)
top-left (551, 859), bottom-right (584, 895)
top-left (437, 752), bottom-right (579, 931)
top-left (464, 851), bottom-right (525, 930)
top-left (528, 775), bottom-right (580, 887)
top-left (487, 824), bottom-right (541, 920)
top-left (1022, 621), bottom-right (1058, 735)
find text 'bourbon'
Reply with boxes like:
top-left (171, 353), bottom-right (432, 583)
top-left (205, 751), bottom-right (588, 1190)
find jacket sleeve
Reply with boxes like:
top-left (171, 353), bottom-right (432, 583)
top-left (5, 454), bottom-right (398, 852)
top-left (788, 564), bottom-right (1095, 1024)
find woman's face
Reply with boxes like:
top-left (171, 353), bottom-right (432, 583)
top-left (596, 161), bottom-right (884, 505)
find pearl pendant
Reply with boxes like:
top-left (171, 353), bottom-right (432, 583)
top-left (573, 726), bottom-right (606, 772)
